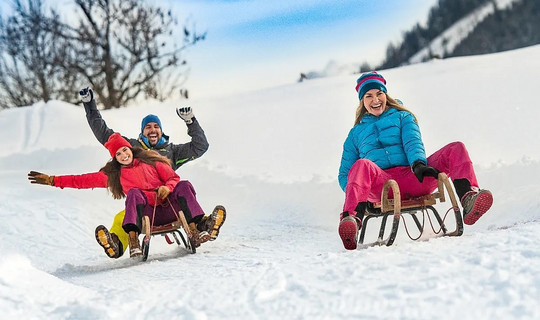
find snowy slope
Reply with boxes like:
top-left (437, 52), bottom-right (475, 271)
top-left (1, 45), bottom-right (540, 319)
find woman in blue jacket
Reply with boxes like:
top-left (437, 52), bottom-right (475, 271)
top-left (338, 71), bottom-right (493, 250)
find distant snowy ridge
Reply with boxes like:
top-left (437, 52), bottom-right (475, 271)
top-left (408, 0), bottom-right (520, 64)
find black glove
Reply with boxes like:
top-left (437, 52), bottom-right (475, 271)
top-left (28, 171), bottom-right (55, 186)
top-left (79, 87), bottom-right (93, 103)
top-left (412, 161), bottom-right (439, 183)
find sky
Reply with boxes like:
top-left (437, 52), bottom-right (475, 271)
top-left (0, 0), bottom-right (439, 98)
top-left (1, 43), bottom-right (540, 318)
top-left (169, 0), bottom-right (440, 97)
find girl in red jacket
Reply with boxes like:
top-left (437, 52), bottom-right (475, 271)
top-left (29, 133), bottom-right (218, 257)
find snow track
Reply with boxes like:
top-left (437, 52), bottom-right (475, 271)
top-left (1, 46), bottom-right (540, 319)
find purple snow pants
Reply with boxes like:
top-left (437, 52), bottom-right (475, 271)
top-left (122, 180), bottom-right (204, 232)
top-left (343, 141), bottom-right (479, 214)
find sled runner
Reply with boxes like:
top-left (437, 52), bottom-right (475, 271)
top-left (358, 172), bottom-right (464, 247)
top-left (140, 198), bottom-right (197, 261)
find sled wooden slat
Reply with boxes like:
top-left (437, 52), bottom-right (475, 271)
top-left (371, 194), bottom-right (438, 213)
top-left (150, 220), bottom-right (182, 234)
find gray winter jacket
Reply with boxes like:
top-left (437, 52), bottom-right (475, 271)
top-left (83, 99), bottom-right (209, 171)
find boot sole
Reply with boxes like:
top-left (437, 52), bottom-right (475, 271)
top-left (130, 248), bottom-right (142, 258)
top-left (196, 231), bottom-right (211, 247)
top-left (463, 191), bottom-right (493, 225)
top-left (339, 219), bottom-right (358, 250)
top-left (209, 205), bottom-right (226, 240)
top-left (95, 225), bottom-right (119, 258)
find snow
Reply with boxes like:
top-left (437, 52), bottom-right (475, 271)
top-left (409, 0), bottom-right (521, 64)
top-left (1, 44), bottom-right (540, 319)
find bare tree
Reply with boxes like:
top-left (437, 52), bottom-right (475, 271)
top-left (0, 0), bottom-right (73, 109)
top-left (0, 0), bottom-right (204, 110)
top-left (59, 0), bottom-right (205, 109)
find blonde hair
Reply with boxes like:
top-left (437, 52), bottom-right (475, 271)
top-left (354, 93), bottom-right (418, 125)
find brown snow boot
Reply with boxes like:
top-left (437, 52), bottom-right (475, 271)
top-left (95, 225), bottom-right (122, 259)
top-left (198, 205), bottom-right (226, 241)
top-left (128, 231), bottom-right (142, 258)
top-left (189, 223), bottom-right (210, 248)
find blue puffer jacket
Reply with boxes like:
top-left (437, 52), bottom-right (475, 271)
top-left (338, 108), bottom-right (427, 191)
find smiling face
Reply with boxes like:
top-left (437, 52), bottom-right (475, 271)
top-left (363, 88), bottom-right (387, 117)
top-left (115, 146), bottom-right (133, 165)
top-left (142, 122), bottom-right (162, 146)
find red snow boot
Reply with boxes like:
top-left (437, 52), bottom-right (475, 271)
top-left (461, 188), bottom-right (493, 225)
top-left (338, 212), bottom-right (362, 250)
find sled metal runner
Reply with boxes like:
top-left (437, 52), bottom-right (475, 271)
top-left (358, 172), bottom-right (464, 247)
top-left (140, 198), bottom-right (197, 261)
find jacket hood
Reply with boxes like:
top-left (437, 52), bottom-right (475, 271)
top-left (138, 132), bottom-right (170, 149)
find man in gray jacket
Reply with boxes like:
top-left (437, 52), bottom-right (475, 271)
top-left (79, 88), bottom-right (226, 258)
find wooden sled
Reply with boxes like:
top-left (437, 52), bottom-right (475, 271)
top-left (358, 172), bottom-right (464, 247)
top-left (140, 199), bottom-right (197, 261)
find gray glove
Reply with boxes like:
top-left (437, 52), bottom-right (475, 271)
top-left (79, 87), bottom-right (93, 103)
top-left (176, 106), bottom-right (194, 125)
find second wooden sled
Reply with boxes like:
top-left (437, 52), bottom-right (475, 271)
top-left (358, 172), bottom-right (464, 247)
top-left (140, 198), bottom-right (197, 261)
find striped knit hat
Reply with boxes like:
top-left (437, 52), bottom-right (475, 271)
top-left (355, 71), bottom-right (387, 100)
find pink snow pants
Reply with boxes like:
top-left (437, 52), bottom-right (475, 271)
top-left (343, 142), bottom-right (479, 213)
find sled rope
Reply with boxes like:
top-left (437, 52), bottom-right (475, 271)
top-left (427, 207), bottom-right (453, 234)
top-left (165, 197), bottom-right (194, 241)
top-left (401, 208), bottom-right (426, 241)
top-left (166, 197), bottom-right (182, 221)
top-left (401, 207), bottom-right (454, 240)
top-left (150, 198), bottom-right (158, 232)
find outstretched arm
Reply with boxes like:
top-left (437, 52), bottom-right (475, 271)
top-left (28, 170), bottom-right (108, 189)
top-left (28, 171), bottom-right (55, 186)
top-left (80, 88), bottom-right (115, 146)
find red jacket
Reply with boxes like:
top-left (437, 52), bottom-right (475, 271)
top-left (54, 159), bottom-right (180, 205)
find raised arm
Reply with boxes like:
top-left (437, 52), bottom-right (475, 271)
top-left (171, 106), bottom-right (210, 168)
top-left (80, 88), bottom-right (114, 146)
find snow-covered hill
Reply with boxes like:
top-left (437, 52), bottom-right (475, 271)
top-left (1, 45), bottom-right (539, 319)
top-left (409, 0), bottom-right (521, 64)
